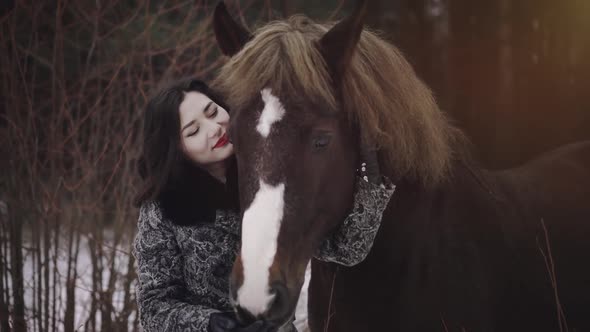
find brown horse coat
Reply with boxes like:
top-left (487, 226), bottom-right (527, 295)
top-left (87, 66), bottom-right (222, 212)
top-left (310, 141), bottom-right (590, 331)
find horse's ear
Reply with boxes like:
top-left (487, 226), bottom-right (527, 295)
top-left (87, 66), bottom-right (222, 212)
top-left (213, 2), bottom-right (252, 56)
top-left (318, 0), bottom-right (368, 80)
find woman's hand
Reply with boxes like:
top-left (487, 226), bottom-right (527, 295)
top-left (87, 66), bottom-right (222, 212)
top-left (208, 312), bottom-right (277, 332)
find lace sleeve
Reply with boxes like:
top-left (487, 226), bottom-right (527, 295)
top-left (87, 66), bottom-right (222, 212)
top-left (314, 177), bottom-right (395, 266)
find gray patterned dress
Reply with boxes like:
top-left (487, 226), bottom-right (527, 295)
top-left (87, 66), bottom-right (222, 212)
top-left (133, 178), bottom-right (394, 331)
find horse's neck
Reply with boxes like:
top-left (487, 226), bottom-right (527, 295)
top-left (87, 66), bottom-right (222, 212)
top-left (395, 157), bottom-right (500, 207)
top-left (377, 159), bottom-right (503, 256)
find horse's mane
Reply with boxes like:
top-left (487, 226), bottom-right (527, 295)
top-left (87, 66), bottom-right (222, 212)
top-left (213, 15), bottom-right (465, 187)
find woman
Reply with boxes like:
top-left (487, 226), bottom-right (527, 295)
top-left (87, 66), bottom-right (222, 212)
top-left (132, 78), bottom-right (394, 332)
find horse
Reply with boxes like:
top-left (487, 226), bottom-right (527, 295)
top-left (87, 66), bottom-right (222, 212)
top-left (211, 1), bottom-right (590, 331)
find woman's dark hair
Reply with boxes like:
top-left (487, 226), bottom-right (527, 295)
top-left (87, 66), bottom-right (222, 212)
top-left (134, 78), bottom-right (239, 225)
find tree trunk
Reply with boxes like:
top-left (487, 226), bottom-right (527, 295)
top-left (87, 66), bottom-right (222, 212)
top-left (35, 213), bottom-right (44, 332)
top-left (0, 207), bottom-right (10, 332)
top-left (9, 211), bottom-right (26, 331)
top-left (43, 213), bottom-right (51, 332)
top-left (51, 219), bottom-right (60, 332)
top-left (63, 218), bottom-right (78, 332)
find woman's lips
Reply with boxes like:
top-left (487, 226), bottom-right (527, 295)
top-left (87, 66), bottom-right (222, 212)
top-left (213, 133), bottom-right (229, 149)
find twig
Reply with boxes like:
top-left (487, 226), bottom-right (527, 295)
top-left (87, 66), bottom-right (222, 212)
top-left (537, 218), bottom-right (568, 332)
top-left (324, 266), bottom-right (338, 332)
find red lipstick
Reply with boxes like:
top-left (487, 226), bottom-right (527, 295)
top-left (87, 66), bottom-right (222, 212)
top-left (213, 133), bottom-right (229, 149)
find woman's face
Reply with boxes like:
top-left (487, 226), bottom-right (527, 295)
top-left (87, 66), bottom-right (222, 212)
top-left (179, 91), bottom-right (234, 166)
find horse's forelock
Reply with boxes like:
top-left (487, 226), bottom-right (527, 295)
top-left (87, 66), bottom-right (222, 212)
top-left (213, 16), bottom-right (337, 116)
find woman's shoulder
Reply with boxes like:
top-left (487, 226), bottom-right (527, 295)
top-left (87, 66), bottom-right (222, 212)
top-left (137, 200), bottom-right (240, 235)
top-left (137, 200), bottom-right (168, 230)
top-left (139, 200), bottom-right (161, 214)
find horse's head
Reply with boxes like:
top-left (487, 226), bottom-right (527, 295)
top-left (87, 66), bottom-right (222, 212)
top-left (212, 1), bottom-right (369, 327)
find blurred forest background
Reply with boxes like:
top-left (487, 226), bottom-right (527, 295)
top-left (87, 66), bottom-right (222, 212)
top-left (1, 0), bottom-right (589, 331)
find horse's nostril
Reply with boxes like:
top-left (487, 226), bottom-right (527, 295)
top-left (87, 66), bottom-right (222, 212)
top-left (235, 305), bottom-right (257, 326)
top-left (267, 281), bottom-right (292, 323)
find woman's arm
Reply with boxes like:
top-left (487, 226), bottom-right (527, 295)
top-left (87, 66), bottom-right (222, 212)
top-left (133, 201), bottom-right (218, 332)
top-left (314, 177), bottom-right (395, 266)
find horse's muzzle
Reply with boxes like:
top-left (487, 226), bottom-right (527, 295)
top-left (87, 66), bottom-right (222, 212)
top-left (232, 280), bottom-right (295, 328)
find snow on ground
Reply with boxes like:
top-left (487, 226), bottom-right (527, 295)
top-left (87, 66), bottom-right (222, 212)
top-left (12, 230), bottom-right (311, 331)
top-left (14, 229), bottom-right (137, 331)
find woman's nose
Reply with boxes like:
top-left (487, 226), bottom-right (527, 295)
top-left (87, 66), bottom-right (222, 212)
top-left (208, 123), bottom-right (222, 139)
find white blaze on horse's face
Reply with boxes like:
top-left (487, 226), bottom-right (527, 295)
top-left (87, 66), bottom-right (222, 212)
top-left (256, 88), bottom-right (285, 138)
top-left (238, 179), bottom-right (286, 316)
top-left (237, 88), bottom-right (288, 316)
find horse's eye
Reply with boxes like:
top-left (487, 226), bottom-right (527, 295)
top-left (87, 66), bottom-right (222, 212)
top-left (312, 134), bottom-right (332, 150)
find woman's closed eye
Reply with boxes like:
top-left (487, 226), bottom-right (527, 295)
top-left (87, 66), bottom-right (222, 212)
top-left (207, 107), bottom-right (219, 118)
top-left (185, 106), bottom-right (218, 137)
top-left (187, 126), bottom-right (199, 137)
